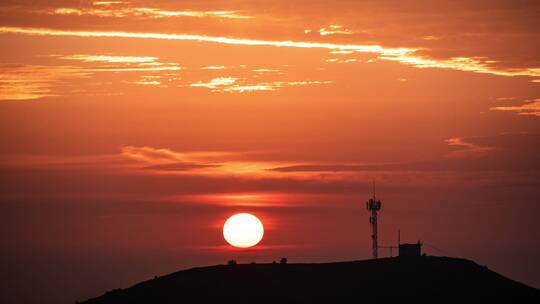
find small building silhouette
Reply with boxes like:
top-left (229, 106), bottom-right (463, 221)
top-left (399, 242), bottom-right (422, 257)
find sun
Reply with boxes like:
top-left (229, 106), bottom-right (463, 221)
top-left (223, 213), bottom-right (264, 248)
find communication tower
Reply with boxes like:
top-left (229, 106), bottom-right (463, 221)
top-left (366, 180), bottom-right (382, 259)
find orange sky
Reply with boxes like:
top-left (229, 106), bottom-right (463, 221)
top-left (1, 1), bottom-right (539, 303)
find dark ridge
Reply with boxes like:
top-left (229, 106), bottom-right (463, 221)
top-left (82, 256), bottom-right (539, 303)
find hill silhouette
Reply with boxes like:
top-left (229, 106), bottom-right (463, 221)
top-left (82, 256), bottom-right (539, 303)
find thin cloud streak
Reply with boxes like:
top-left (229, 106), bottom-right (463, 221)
top-left (92, 1), bottom-right (126, 5)
top-left (57, 54), bottom-right (159, 63)
top-left (121, 146), bottom-right (244, 165)
top-left (47, 7), bottom-right (252, 20)
top-left (319, 25), bottom-right (355, 36)
top-left (0, 26), bottom-right (406, 54)
top-left (490, 99), bottom-right (540, 116)
top-left (201, 66), bottom-right (226, 70)
top-left (381, 54), bottom-right (540, 77)
top-left (445, 137), bottom-right (494, 158)
top-left (190, 77), bottom-right (238, 90)
top-left (1, 26), bottom-right (537, 78)
top-left (86, 66), bottom-right (180, 72)
top-left (189, 77), bottom-right (332, 92)
top-left (56, 54), bottom-right (181, 71)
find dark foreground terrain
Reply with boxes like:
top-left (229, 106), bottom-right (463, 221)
top-left (82, 256), bottom-right (539, 303)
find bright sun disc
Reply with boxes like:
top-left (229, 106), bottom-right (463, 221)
top-left (223, 213), bottom-right (264, 248)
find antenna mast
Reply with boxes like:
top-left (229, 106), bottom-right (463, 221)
top-left (366, 179), bottom-right (382, 259)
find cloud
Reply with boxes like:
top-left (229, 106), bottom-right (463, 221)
top-left (325, 58), bottom-right (357, 63)
top-left (121, 146), bottom-right (262, 175)
top-left (126, 9), bottom-right (252, 20)
top-left (1, 0), bottom-right (538, 79)
top-left (225, 80), bottom-right (333, 93)
top-left (445, 137), bottom-right (494, 158)
top-left (129, 75), bottom-right (164, 86)
top-left (162, 192), bottom-right (354, 208)
top-left (329, 50), bottom-right (354, 54)
top-left (490, 99), bottom-right (540, 116)
top-left (55, 54), bottom-right (181, 72)
top-left (2, 26), bottom-right (537, 78)
top-left (222, 84), bottom-right (278, 92)
top-left (269, 164), bottom-right (369, 172)
top-left (120, 146), bottom-right (303, 177)
top-left (0, 64), bottom-right (90, 100)
top-left (0, 147), bottom-right (239, 173)
top-left (189, 77), bottom-right (332, 92)
top-left (45, 4), bottom-right (253, 20)
top-left (0, 53), bottom-right (182, 100)
top-left (92, 1), bottom-right (126, 6)
top-left (4, 134), bottom-right (536, 178)
top-left (380, 54), bottom-right (540, 77)
top-left (57, 54), bottom-right (158, 63)
top-left (2, 135), bottom-right (538, 211)
top-left (319, 25), bottom-right (355, 36)
top-left (120, 146), bottom-right (252, 171)
top-left (268, 133), bottom-right (540, 173)
top-left (201, 65), bottom-right (226, 70)
top-left (421, 36), bottom-right (440, 41)
top-left (121, 146), bottom-right (190, 163)
top-left (141, 163), bottom-right (220, 171)
top-left (444, 133), bottom-right (540, 170)
top-left (0, 26), bottom-right (407, 54)
top-left (252, 68), bottom-right (281, 73)
top-left (189, 77), bottom-right (238, 90)
top-left (495, 97), bottom-right (516, 101)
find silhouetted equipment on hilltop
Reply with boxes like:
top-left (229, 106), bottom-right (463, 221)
top-left (399, 242), bottom-right (422, 257)
top-left (366, 182), bottom-right (423, 259)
